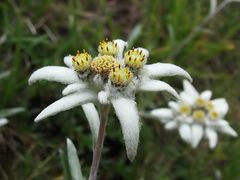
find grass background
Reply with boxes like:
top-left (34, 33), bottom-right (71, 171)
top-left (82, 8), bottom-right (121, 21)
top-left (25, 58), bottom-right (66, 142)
top-left (0, 0), bottom-right (240, 179)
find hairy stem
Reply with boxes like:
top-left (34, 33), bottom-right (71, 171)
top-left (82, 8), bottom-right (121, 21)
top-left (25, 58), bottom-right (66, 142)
top-left (88, 105), bottom-right (110, 180)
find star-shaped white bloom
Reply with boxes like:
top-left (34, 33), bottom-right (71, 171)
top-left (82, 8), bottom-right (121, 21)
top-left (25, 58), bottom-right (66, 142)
top-left (29, 39), bottom-right (191, 161)
top-left (150, 80), bottom-right (238, 148)
top-left (0, 118), bottom-right (8, 126)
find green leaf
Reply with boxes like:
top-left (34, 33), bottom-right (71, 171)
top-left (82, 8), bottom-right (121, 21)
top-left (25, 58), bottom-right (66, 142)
top-left (67, 138), bottom-right (84, 180)
top-left (0, 107), bottom-right (25, 117)
top-left (59, 149), bottom-right (71, 180)
top-left (127, 24), bottom-right (142, 48)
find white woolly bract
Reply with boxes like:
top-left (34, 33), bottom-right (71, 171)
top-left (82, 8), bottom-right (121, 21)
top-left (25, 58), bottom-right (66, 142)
top-left (150, 108), bottom-right (173, 123)
top-left (82, 103), bottom-right (100, 144)
top-left (29, 66), bottom-right (80, 85)
top-left (64, 55), bottom-right (74, 68)
top-left (139, 79), bottom-right (179, 99)
top-left (111, 97), bottom-right (140, 162)
top-left (191, 124), bottom-right (203, 148)
top-left (35, 92), bottom-right (95, 122)
top-left (206, 128), bottom-right (218, 149)
top-left (143, 63), bottom-right (192, 82)
top-left (62, 83), bottom-right (87, 96)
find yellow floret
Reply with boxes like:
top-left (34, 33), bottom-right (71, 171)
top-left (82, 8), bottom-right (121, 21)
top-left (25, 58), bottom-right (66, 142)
top-left (98, 40), bottom-right (118, 56)
top-left (91, 55), bottom-right (120, 76)
top-left (209, 110), bottom-right (219, 121)
top-left (109, 67), bottom-right (133, 86)
top-left (124, 48), bottom-right (147, 69)
top-left (72, 50), bottom-right (92, 72)
top-left (192, 110), bottom-right (206, 121)
top-left (195, 98), bottom-right (206, 107)
top-left (179, 104), bottom-right (191, 115)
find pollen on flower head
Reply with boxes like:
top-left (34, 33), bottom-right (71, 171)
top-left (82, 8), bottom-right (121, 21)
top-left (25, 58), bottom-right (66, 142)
top-left (206, 101), bottom-right (214, 111)
top-left (192, 110), bottom-right (205, 121)
top-left (179, 104), bottom-right (191, 115)
top-left (195, 98), bottom-right (206, 107)
top-left (209, 110), bottom-right (219, 121)
top-left (98, 39), bottom-right (118, 56)
top-left (91, 55), bottom-right (120, 76)
top-left (72, 50), bottom-right (92, 72)
top-left (124, 48), bottom-right (147, 69)
top-left (109, 67), bottom-right (133, 86)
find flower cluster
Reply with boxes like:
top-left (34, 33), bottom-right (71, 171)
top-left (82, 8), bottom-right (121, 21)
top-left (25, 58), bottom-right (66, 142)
top-left (29, 39), bottom-right (191, 161)
top-left (150, 80), bottom-right (238, 148)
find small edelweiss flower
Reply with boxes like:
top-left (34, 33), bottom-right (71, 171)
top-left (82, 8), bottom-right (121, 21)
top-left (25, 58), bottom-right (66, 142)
top-left (29, 39), bottom-right (191, 161)
top-left (0, 118), bottom-right (8, 127)
top-left (150, 80), bottom-right (238, 149)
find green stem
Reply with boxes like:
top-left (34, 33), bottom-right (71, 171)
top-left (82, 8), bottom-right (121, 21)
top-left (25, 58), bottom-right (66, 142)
top-left (88, 105), bottom-right (110, 180)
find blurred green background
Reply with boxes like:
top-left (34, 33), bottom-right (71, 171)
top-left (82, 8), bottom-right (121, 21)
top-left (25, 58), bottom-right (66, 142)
top-left (0, 0), bottom-right (240, 179)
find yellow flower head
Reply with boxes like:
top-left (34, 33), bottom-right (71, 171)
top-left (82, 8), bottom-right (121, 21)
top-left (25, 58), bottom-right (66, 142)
top-left (98, 40), bottom-right (118, 56)
top-left (209, 110), bottom-right (219, 121)
top-left (195, 98), bottom-right (206, 107)
top-left (192, 110), bottom-right (206, 121)
top-left (91, 55), bottom-right (120, 76)
top-left (109, 67), bottom-right (133, 86)
top-left (72, 50), bottom-right (92, 72)
top-left (179, 104), bottom-right (191, 115)
top-left (124, 48), bottom-right (147, 69)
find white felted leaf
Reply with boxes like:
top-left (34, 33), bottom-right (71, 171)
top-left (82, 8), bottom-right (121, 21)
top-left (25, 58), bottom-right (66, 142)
top-left (62, 83), bottom-right (87, 96)
top-left (139, 79), bottom-right (179, 99)
top-left (168, 101), bottom-right (179, 111)
top-left (180, 92), bottom-right (196, 105)
top-left (66, 138), bottom-right (84, 180)
top-left (211, 98), bottom-right (229, 116)
top-left (0, 118), bottom-right (8, 126)
top-left (29, 66), bottom-right (80, 85)
top-left (82, 103), bottom-right (100, 143)
top-left (183, 80), bottom-right (199, 98)
top-left (64, 55), bottom-right (74, 68)
top-left (150, 108), bottom-right (174, 123)
top-left (206, 128), bottom-right (218, 149)
top-left (200, 90), bottom-right (212, 100)
top-left (165, 121), bottom-right (178, 130)
top-left (111, 97), bottom-right (140, 162)
top-left (35, 92), bottom-right (95, 122)
top-left (219, 123), bottom-right (238, 137)
top-left (143, 63), bottom-right (192, 81)
top-left (178, 123), bottom-right (192, 144)
top-left (191, 124), bottom-right (204, 148)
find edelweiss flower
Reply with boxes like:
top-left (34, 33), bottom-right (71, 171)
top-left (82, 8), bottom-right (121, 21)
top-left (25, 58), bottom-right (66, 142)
top-left (150, 80), bottom-right (238, 148)
top-left (29, 39), bottom-right (191, 161)
top-left (0, 118), bottom-right (8, 127)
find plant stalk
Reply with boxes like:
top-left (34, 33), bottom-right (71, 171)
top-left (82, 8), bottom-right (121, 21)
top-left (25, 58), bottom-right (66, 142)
top-left (88, 105), bottom-right (110, 180)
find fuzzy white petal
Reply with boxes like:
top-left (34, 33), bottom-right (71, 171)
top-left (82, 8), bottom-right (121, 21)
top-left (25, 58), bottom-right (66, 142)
top-left (114, 39), bottom-right (128, 63)
top-left (139, 79), bottom-right (179, 99)
top-left (29, 66), bottom-right (80, 85)
top-left (150, 108), bottom-right (173, 123)
top-left (82, 103), bottom-right (100, 143)
top-left (219, 124), bottom-right (238, 137)
top-left (143, 63), bottom-right (192, 81)
top-left (206, 128), bottom-right (218, 149)
top-left (178, 124), bottom-right (192, 144)
top-left (64, 55), bottom-right (74, 69)
top-left (35, 92), bottom-right (95, 122)
top-left (168, 101), bottom-right (179, 111)
top-left (0, 118), bottom-right (8, 126)
top-left (211, 98), bottom-right (229, 115)
top-left (180, 92), bottom-right (196, 105)
top-left (200, 90), bottom-right (212, 100)
top-left (62, 83), bottom-right (87, 96)
top-left (183, 80), bottom-right (199, 98)
top-left (165, 121), bottom-right (178, 130)
top-left (98, 91), bottom-right (109, 104)
top-left (111, 98), bottom-right (140, 161)
top-left (191, 124), bottom-right (204, 148)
